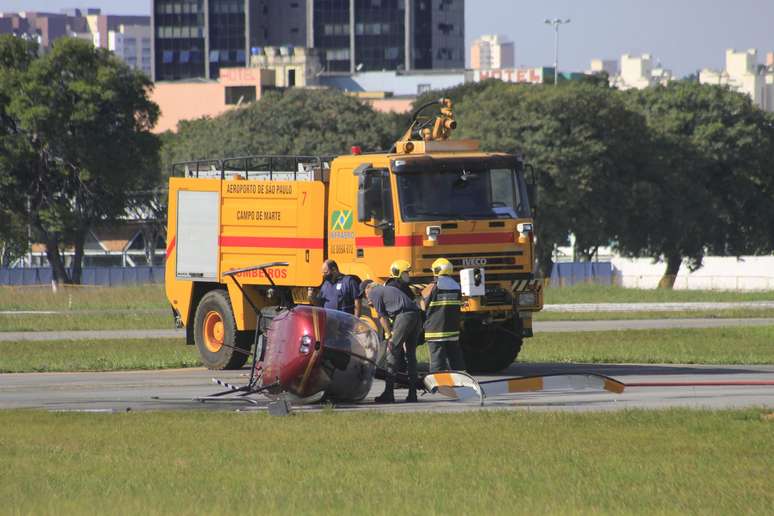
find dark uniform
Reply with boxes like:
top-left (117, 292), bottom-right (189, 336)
top-left (385, 277), bottom-right (415, 300)
top-left (314, 273), bottom-right (360, 314)
top-left (365, 284), bottom-right (421, 399)
top-left (423, 275), bottom-right (466, 372)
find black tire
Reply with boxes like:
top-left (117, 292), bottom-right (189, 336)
top-left (460, 318), bottom-right (523, 373)
top-left (193, 289), bottom-right (250, 370)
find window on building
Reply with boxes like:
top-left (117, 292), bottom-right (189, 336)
top-left (288, 69), bottom-right (296, 87)
top-left (417, 83), bottom-right (431, 94)
top-left (325, 48), bottom-right (350, 61)
top-left (225, 86), bottom-right (256, 105)
top-left (437, 23), bottom-right (453, 35)
top-left (162, 50), bottom-right (174, 63)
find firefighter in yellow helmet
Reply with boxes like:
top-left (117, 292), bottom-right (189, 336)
top-left (420, 258), bottom-right (466, 372)
top-left (385, 259), bottom-right (415, 299)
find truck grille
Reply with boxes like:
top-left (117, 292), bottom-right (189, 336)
top-left (420, 251), bottom-right (524, 273)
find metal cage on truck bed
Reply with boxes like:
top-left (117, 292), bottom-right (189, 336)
top-left (172, 155), bottom-right (332, 182)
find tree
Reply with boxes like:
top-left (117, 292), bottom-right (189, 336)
top-left (455, 81), bottom-right (652, 277)
top-left (0, 38), bottom-right (36, 268)
top-left (621, 82), bottom-right (774, 287)
top-left (161, 88), bottom-right (402, 173)
top-left (0, 209), bottom-right (27, 267)
top-left (0, 36), bottom-right (160, 283)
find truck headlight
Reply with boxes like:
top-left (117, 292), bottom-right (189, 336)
top-left (517, 291), bottom-right (537, 307)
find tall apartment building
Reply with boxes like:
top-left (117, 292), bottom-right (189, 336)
top-left (608, 53), bottom-right (672, 90)
top-left (311, 0), bottom-right (464, 73)
top-left (700, 49), bottom-right (774, 112)
top-left (105, 24), bottom-right (152, 77)
top-left (470, 34), bottom-right (514, 70)
top-left (152, 0), bottom-right (464, 81)
top-left (0, 9), bottom-right (151, 75)
top-left (152, 0), bottom-right (308, 81)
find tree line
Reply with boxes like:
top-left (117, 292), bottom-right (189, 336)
top-left (2, 36), bottom-right (774, 285)
top-left (0, 36), bottom-right (159, 283)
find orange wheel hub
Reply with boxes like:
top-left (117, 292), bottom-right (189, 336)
top-left (203, 311), bottom-right (225, 353)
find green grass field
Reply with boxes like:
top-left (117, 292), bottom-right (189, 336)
top-left (2, 283), bottom-right (773, 312)
top-left (3, 307), bottom-right (773, 333)
top-left (1, 283), bottom-right (773, 333)
top-left (0, 311), bottom-right (173, 332)
top-left (520, 325), bottom-right (774, 365)
top-left (0, 338), bottom-right (198, 373)
top-left (0, 409), bottom-right (771, 514)
top-left (0, 284), bottom-right (167, 310)
top-left (535, 308), bottom-right (774, 321)
top-left (3, 326), bottom-right (774, 373)
top-left (542, 283), bottom-right (774, 304)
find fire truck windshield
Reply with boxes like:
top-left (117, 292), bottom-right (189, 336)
top-left (396, 166), bottom-right (530, 221)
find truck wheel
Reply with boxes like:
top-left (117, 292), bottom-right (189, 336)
top-left (461, 319), bottom-right (523, 373)
top-left (194, 289), bottom-right (250, 370)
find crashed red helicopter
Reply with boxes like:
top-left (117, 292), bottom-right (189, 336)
top-left (195, 262), bottom-right (626, 410)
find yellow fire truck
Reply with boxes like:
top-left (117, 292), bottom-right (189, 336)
top-left (164, 99), bottom-right (543, 372)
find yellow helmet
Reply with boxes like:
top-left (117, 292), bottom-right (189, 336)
top-left (389, 259), bottom-right (412, 278)
top-left (431, 258), bottom-right (453, 276)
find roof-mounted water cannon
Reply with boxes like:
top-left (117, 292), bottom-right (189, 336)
top-left (431, 98), bottom-right (456, 141)
top-left (394, 97), bottom-right (470, 154)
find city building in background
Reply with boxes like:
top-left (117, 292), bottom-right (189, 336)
top-left (470, 34), bottom-right (514, 70)
top-left (311, 0), bottom-right (464, 73)
top-left (700, 49), bottom-right (774, 112)
top-left (250, 46), bottom-right (321, 87)
top-left (586, 58), bottom-right (618, 77)
top-left (470, 66), bottom-right (552, 84)
top-left (151, 66), bottom-right (275, 132)
top-left (151, 0), bottom-right (464, 80)
top-left (0, 8), bottom-right (150, 74)
top-left (608, 53), bottom-right (673, 90)
top-left (103, 23), bottom-right (152, 76)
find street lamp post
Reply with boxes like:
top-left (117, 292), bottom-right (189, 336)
top-left (544, 18), bottom-right (571, 86)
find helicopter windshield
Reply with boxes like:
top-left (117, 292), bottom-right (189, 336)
top-left (320, 309), bottom-right (384, 401)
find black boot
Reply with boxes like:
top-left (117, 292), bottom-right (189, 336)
top-left (405, 387), bottom-right (418, 403)
top-left (375, 381), bottom-right (395, 403)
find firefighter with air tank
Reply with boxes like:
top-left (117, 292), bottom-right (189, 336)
top-left (421, 258), bottom-right (466, 373)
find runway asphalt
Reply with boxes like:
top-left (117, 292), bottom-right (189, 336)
top-left (2, 363), bottom-right (773, 413)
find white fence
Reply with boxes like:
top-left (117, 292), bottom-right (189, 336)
top-left (611, 256), bottom-right (774, 291)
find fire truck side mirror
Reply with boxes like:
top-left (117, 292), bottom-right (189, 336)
top-left (525, 163), bottom-right (538, 210)
top-left (527, 183), bottom-right (537, 208)
top-left (353, 163), bottom-right (372, 223)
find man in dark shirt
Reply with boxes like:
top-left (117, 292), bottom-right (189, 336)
top-left (360, 279), bottom-right (421, 403)
top-left (309, 260), bottom-right (361, 316)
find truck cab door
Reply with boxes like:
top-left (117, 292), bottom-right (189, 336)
top-left (355, 166), bottom-right (395, 247)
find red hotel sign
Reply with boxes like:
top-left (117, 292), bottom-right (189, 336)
top-left (218, 67), bottom-right (261, 84)
top-left (474, 67), bottom-right (548, 84)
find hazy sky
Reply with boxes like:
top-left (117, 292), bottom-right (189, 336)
top-left (1, 0), bottom-right (771, 76)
